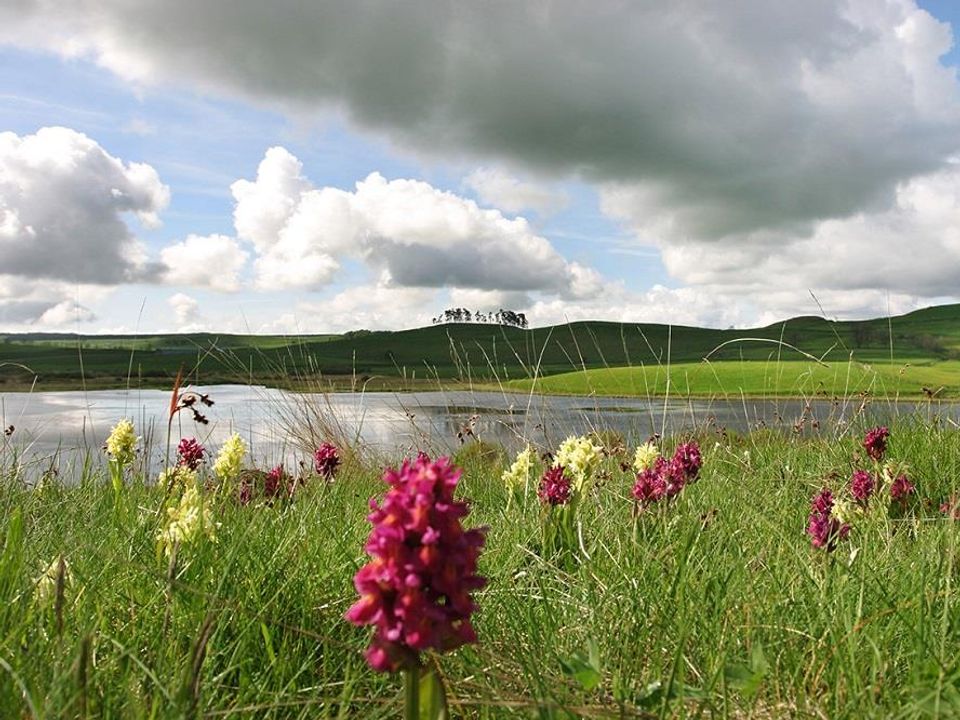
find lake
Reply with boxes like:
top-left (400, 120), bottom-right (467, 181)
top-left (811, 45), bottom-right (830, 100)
top-left (0, 385), bottom-right (954, 476)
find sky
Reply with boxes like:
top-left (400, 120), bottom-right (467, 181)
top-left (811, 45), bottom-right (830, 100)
top-left (1, 1), bottom-right (960, 334)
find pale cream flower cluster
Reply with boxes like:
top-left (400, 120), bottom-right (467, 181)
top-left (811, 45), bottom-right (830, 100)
top-left (212, 433), bottom-right (246, 483)
top-left (33, 555), bottom-right (71, 606)
top-left (502, 445), bottom-right (535, 489)
top-left (554, 435), bottom-right (602, 490)
top-left (157, 465), bottom-right (198, 492)
top-left (633, 442), bottom-right (660, 473)
top-left (830, 498), bottom-right (857, 525)
top-left (105, 418), bottom-right (138, 466)
top-left (157, 485), bottom-right (218, 557)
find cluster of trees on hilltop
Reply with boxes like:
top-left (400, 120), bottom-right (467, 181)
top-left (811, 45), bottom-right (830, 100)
top-left (431, 308), bottom-right (529, 328)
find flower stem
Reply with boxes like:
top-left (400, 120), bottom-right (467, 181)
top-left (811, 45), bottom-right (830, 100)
top-left (404, 666), bottom-right (420, 720)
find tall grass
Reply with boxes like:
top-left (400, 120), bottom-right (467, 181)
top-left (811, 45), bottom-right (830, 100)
top-left (1, 417), bottom-right (959, 717)
top-left (2, 313), bottom-right (960, 716)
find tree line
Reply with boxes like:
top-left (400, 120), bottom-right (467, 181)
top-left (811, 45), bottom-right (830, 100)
top-left (431, 308), bottom-right (529, 328)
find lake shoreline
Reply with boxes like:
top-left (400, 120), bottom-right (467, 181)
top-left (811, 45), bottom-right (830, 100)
top-left (0, 374), bottom-right (956, 403)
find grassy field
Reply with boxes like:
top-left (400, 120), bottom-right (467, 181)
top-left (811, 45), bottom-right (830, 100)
top-left (507, 359), bottom-right (960, 399)
top-left (2, 303), bottom-right (960, 395)
top-left (1, 418), bottom-right (960, 717)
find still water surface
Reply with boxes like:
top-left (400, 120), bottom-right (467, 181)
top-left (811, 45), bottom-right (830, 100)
top-left (0, 385), bottom-right (955, 473)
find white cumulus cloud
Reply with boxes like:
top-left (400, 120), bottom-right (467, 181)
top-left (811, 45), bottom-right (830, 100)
top-left (0, 126), bottom-right (169, 284)
top-left (160, 234), bottom-right (248, 292)
top-left (231, 147), bottom-right (587, 294)
top-left (167, 292), bottom-right (200, 326)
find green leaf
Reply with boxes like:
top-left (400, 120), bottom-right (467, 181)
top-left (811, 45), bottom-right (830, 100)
top-left (560, 641), bottom-right (603, 692)
top-left (724, 642), bottom-right (769, 700)
top-left (419, 666), bottom-right (449, 720)
top-left (636, 680), bottom-right (707, 709)
top-left (260, 622), bottom-right (276, 667)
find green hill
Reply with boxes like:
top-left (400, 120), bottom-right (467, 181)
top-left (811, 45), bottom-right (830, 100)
top-left (1, 304), bottom-right (959, 394)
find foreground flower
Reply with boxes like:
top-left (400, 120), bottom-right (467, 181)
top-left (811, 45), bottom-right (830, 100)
top-left (632, 463), bottom-right (666, 507)
top-left (176, 437), bottom-right (206, 470)
top-left (553, 435), bottom-right (601, 490)
top-left (265, 465), bottom-right (286, 499)
top-left (237, 479), bottom-right (253, 506)
top-left (314, 442), bottom-right (341, 479)
top-left (850, 469), bottom-right (875, 505)
top-left (806, 488), bottom-right (850, 551)
top-left (212, 433), bottom-right (246, 484)
top-left (941, 496), bottom-right (960, 520)
top-left (157, 465), bottom-right (198, 493)
top-left (889, 474), bottom-right (916, 506)
top-left (538, 466), bottom-right (573, 506)
top-left (672, 441), bottom-right (702, 482)
top-left (502, 445), bottom-right (534, 490)
top-left (633, 442), bottom-right (660, 473)
top-left (105, 418), bottom-right (138, 466)
top-left (662, 457), bottom-right (687, 497)
top-left (345, 454), bottom-right (487, 673)
top-left (831, 497), bottom-right (857, 525)
top-left (863, 426), bottom-right (890, 462)
top-left (157, 485), bottom-right (218, 557)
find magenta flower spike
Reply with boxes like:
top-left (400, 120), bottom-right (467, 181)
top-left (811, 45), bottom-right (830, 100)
top-left (850, 469), bottom-right (875, 505)
top-left (345, 454), bottom-right (487, 674)
top-left (265, 465), bottom-right (284, 499)
top-left (672, 441), bottom-right (702, 482)
top-left (314, 442), bottom-right (341, 480)
top-left (889, 474), bottom-right (915, 506)
top-left (538, 466), bottom-right (572, 506)
top-left (863, 426), bottom-right (890, 462)
top-left (806, 488), bottom-right (850, 551)
top-left (632, 465), bottom-right (666, 507)
top-left (176, 437), bottom-right (206, 470)
top-left (662, 457), bottom-right (687, 498)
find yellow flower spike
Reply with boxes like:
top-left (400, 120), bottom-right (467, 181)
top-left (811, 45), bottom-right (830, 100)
top-left (553, 435), bottom-right (602, 492)
top-left (212, 433), bottom-right (247, 484)
top-left (105, 419), bottom-right (138, 466)
top-left (633, 442), bottom-right (660, 473)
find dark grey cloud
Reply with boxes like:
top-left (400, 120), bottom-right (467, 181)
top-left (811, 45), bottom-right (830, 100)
top-left (2, 0), bottom-right (958, 243)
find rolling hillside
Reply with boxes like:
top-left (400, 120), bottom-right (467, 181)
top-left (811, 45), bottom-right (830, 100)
top-left (1, 304), bottom-right (958, 393)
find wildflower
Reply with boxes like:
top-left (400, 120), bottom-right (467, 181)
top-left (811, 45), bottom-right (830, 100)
top-left (850, 469), bottom-right (875, 505)
top-left (265, 465), bottom-right (285, 499)
top-left (157, 485), bottom-right (218, 557)
top-left (313, 442), bottom-right (341, 480)
top-left (502, 445), bottom-right (534, 489)
top-left (237, 479), bottom-right (253, 506)
top-left (863, 426), bottom-right (890, 462)
top-left (538, 466), bottom-right (573, 506)
top-left (662, 457), bottom-right (687, 497)
top-left (105, 418), bottom-right (138, 466)
top-left (831, 497), bottom-right (857, 525)
top-left (633, 442), bottom-right (660, 473)
top-left (632, 465), bottom-right (666, 507)
top-left (806, 488), bottom-right (850, 551)
top-left (33, 555), bottom-right (71, 606)
top-left (940, 496), bottom-right (960, 520)
top-left (345, 454), bottom-right (486, 673)
top-left (672, 441), bottom-right (702, 481)
top-left (157, 465), bottom-right (198, 493)
top-left (889, 474), bottom-right (915, 506)
top-left (553, 435), bottom-right (601, 490)
top-left (812, 487), bottom-right (834, 515)
top-left (212, 433), bottom-right (246, 484)
top-left (176, 437), bottom-right (206, 470)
